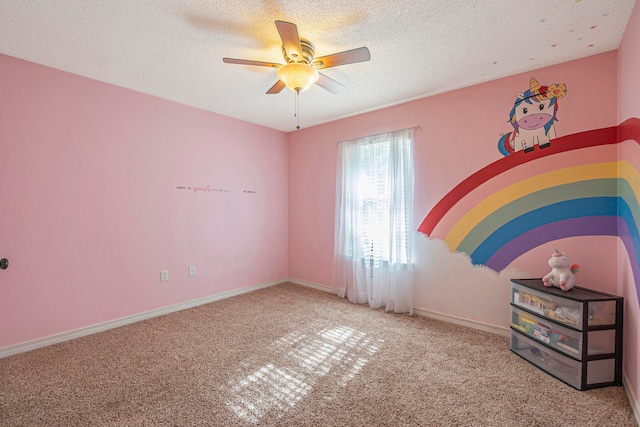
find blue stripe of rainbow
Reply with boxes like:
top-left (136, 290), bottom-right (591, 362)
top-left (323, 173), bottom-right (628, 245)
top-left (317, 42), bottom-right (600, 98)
top-left (450, 162), bottom-right (640, 273)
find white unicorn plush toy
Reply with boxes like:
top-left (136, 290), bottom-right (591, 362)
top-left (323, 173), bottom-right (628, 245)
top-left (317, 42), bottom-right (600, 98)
top-left (542, 249), bottom-right (579, 291)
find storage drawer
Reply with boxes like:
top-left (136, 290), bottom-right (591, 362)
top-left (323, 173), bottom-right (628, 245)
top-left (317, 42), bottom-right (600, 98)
top-left (511, 282), bottom-right (583, 329)
top-left (587, 329), bottom-right (617, 356)
top-left (511, 306), bottom-right (583, 359)
top-left (587, 358), bottom-right (616, 385)
top-left (510, 279), bottom-right (623, 390)
top-left (587, 300), bottom-right (618, 326)
top-left (511, 331), bottom-right (582, 389)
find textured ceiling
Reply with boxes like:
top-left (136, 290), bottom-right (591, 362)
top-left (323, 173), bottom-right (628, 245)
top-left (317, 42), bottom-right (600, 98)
top-left (0, 0), bottom-right (636, 132)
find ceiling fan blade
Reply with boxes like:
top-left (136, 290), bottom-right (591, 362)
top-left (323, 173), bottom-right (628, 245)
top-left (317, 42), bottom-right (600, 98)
top-left (275, 20), bottom-right (303, 61)
top-left (266, 80), bottom-right (286, 94)
top-left (223, 58), bottom-right (282, 68)
top-left (312, 47), bottom-right (371, 69)
top-left (316, 73), bottom-right (346, 94)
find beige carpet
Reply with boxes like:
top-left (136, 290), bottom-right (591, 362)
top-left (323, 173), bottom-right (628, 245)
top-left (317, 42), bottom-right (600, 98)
top-left (0, 283), bottom-right (636, 426)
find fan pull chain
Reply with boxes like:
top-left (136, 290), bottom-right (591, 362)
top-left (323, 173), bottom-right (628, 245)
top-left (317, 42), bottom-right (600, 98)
top-left (295, 89), bottom-right (300, 129)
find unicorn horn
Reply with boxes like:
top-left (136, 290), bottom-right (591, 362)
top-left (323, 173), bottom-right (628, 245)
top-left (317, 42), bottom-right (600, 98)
top-left (530, 77), bottom-right (541, 92)
top-left (529, 77), bottom-right (546, 101)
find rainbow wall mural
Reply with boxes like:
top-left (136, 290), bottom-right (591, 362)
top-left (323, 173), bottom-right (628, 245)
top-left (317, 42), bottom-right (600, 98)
top-left (418, 118), bottom-right (640, 300)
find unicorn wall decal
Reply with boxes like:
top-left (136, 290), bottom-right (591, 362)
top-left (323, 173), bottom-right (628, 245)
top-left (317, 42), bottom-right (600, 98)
top-left (498, 77), bottom-right (567, 156)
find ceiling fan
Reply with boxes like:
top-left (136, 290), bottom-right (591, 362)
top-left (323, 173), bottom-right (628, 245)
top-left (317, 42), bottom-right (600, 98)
top-left (223, 20), bottom-right (371, 95)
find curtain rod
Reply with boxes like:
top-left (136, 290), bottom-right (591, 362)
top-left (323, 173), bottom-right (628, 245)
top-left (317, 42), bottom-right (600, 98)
top-left (335, 125), bottom-right (420, 144)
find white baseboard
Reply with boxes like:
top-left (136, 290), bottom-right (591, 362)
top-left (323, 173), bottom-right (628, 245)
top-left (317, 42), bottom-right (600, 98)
top-left (623, 372), bottom-right (640, 426)
top-left (286, 278), bottom-right (510, 337)
top-left (0, 278), bottom-right (288, 359)
top-left (412, 307), bottom-right (511, 337)
top-left (287, 277), bottom-right (333, 293)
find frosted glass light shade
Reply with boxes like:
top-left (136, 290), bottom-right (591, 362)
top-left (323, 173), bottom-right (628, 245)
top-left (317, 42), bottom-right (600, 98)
top-left (277, 63), bottom-right (319, 93)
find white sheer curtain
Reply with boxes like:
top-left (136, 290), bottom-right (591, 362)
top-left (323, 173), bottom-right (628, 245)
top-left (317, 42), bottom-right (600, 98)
top-left (332, 128), bottom-right (415, 314)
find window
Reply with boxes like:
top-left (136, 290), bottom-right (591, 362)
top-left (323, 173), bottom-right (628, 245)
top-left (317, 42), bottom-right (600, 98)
top-left (332, 128), bottom-right (415, 313)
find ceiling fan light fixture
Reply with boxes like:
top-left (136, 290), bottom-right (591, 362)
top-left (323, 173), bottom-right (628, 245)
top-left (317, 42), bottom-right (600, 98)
top-left (277, 63), bottom-right (319, 93)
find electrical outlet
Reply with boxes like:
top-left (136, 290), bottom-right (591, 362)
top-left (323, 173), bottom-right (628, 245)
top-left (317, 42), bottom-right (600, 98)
top-left (188, 265), bottom-right (196, 277)
top-left (160, 270), bottom-right (169, 282)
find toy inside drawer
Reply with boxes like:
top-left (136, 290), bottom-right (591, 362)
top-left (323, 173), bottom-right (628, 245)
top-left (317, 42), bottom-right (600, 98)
top-left (511, 282), bottom-right (583, 329)
top-left (511, 306), bottom-right (583, 359)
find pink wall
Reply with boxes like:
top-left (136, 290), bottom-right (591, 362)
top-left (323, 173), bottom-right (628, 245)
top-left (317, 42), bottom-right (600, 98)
top-left (290, 52), bottom-right (619, 294)
top-left (618, 0), bottom-right (640, 413)
top-left (290, 52), bottom-right (623, 328)
top-left (290, 46), bottom-right (638, 409)
top-left (0, 54), bottom-right (289, 349)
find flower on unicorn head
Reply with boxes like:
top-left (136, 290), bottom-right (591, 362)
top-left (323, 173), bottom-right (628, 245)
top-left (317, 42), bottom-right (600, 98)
top-left (546, 83), bottom-right (567, 99)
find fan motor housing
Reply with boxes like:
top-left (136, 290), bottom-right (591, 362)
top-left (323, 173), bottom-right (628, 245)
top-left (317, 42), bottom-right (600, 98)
top-left (282, 38), bottom-right (315, 64)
